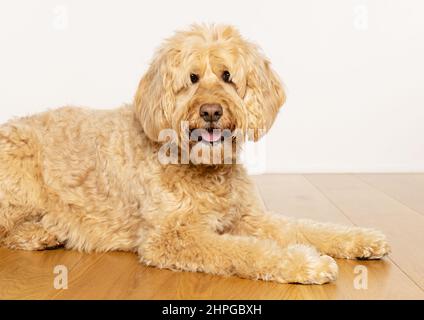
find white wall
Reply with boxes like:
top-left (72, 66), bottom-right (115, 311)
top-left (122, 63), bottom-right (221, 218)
top-left (1, 0), bottom-right (423, 173)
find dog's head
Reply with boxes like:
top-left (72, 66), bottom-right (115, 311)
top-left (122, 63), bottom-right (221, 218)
top-left (134, 24), bottom-right (285, 163)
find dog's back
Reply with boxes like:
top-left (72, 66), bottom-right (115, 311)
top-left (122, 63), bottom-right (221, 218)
top-left (0, 105), bottom-right (148, 251)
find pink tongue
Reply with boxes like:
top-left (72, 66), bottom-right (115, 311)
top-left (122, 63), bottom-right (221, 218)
top-left (201, 130), bottom-right (221, 142)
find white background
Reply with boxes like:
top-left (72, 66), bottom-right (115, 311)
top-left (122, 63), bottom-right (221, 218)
top-left (1, 0), bottom-right (423, 173)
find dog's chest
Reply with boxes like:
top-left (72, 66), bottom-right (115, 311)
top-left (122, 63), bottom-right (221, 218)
top-left (158, 166), bottom-right (244, 218)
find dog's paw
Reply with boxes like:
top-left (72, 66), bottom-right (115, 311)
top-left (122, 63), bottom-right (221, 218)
top-left (339, 228), bottom-right (390, 260)
top-left (277, 244), bottom-right (338, 284)
top-left (306, 254), bottom-right (339, 284)
top-left (41, 234), bottom-right (63, 250)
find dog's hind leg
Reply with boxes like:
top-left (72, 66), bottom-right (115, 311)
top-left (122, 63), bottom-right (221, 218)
top-left (1, 219), bottom-right (61, 250)
top-left (0, 122), bottom-right (59, 250)
top-left (0, 199), bottom-right (61, 250)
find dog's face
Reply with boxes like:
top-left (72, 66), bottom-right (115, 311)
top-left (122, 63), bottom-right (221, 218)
top-left (134, 24), bottom-right (285, 164)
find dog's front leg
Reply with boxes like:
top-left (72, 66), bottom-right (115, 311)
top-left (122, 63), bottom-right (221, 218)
top-left (137, 221), bottom-right (338, 284)
top-left (235, 211), bottom-right (390, 259)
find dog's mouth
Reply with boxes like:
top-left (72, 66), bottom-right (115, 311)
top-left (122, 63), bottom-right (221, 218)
top-left (189, 127), bottom-right (234, 144)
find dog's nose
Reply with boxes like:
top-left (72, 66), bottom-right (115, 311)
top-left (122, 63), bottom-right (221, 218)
top-left (199, 104), bottom-right (223, 122)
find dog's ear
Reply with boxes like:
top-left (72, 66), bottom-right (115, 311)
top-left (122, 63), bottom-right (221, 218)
top-left (134, 46), bottom-right (178, 141)
top-left (242, 43), bottom-right (286, 141)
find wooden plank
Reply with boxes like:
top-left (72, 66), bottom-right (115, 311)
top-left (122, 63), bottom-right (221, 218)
top-left (253, 174), bottom-right (424, 299)
top-left (305, 174), bottom-right (424, 291)
top-left (252, 175), bottom-right (352, 224)
top-left (52, 251), bottom-right (144, 299)
top-left (0, 248), bottom-right (103, 299)
top-left (54, 251), bottom-right (298, 299)
top-left (358, 174), bottom-right (424, 216)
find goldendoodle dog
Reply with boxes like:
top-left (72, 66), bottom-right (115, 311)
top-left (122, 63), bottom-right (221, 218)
top-left (0, 24), bottom-right (389, 284)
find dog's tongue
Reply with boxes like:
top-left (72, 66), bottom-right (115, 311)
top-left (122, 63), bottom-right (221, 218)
top-left (201, 130), bottom-right (221, 143)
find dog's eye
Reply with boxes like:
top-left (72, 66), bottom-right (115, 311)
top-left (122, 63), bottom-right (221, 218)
top-left (190, 73), bottom-right (199, 84)
top-left (222, 70), bottom-right (231, 83)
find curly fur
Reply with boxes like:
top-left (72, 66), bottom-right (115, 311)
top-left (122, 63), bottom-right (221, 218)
top-left (0, 24), bottom-right (389, 284)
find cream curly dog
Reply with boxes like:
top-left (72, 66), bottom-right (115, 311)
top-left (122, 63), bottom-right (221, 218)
top-left (0, 24), bottom-right (389, 284)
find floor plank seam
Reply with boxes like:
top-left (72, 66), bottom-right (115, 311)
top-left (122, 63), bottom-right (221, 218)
top-left (355, 174), bottom-right (424, 218)
top-left (49, 252), bottom-right (106, 299)
top-left (254, 183), bottom-right (270, 211)
top-left (304, 174), bottom-right (424, 293)
top-left (302, 174), bottom-right (360, 227)
top-left (384, 255), bottom-right (424, 293)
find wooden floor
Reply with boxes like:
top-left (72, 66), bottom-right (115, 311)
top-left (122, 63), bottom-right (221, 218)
top-left (1, 174), bottom-right (423, 300)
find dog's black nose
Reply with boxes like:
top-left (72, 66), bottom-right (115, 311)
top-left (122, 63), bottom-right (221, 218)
top-left (199, 104), bottom-right (223, 122)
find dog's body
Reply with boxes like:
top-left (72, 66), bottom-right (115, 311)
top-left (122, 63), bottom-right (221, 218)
top-left (0, 24), bottom-right (389, 284)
